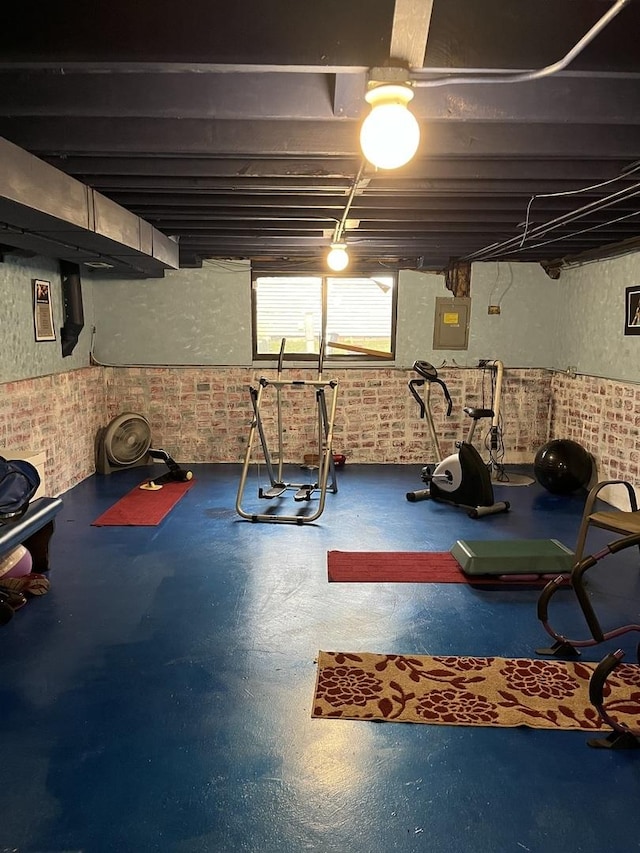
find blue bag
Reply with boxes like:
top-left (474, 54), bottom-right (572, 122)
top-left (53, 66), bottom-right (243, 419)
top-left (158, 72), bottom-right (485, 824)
top-left (0, 457), bottom-right (40, 522)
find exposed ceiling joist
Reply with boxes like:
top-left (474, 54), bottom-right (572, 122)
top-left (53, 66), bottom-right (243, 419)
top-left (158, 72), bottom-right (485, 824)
top-left (390, 0), bottom-right (434, 67)
top-left (0, 0), bottom-right (638, 274)
top-left (3, 70), bottom-right (639, 124)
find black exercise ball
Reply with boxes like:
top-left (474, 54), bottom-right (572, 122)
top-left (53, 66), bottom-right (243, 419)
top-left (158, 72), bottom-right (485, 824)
top-left (534, 439), bottom-right (592, 495)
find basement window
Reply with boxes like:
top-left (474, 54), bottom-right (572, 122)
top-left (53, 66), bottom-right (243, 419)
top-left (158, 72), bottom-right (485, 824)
top-left (252, 274), bottom-right (396, 361)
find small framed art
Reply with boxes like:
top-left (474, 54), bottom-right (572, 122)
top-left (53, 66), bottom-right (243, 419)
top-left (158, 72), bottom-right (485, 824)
top-left (33, 279), bottom-right (56, 341)
top-left (625, 286), bottom-right (640, 336)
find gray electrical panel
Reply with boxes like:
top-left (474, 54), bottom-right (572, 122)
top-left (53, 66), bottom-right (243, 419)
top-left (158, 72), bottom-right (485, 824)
top-left (433, 297), bottom-right (470, 350)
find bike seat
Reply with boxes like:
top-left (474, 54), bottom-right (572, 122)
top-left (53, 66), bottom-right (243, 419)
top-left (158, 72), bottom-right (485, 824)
top-left (463, 407), bottom-right (494, 420)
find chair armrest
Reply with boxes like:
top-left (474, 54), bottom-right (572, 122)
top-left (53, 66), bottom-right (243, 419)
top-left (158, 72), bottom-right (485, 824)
top-left (574, 480), bottom-right (638, 563)
top-left (582, 479), bottom-right (638, 516)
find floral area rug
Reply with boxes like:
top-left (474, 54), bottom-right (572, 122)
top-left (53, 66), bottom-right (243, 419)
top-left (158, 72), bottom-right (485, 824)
top-left (313, 651), bottom-right (640, 731)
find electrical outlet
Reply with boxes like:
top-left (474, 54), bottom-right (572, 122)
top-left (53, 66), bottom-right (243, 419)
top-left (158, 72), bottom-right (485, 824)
top-left (488, 305), bottom-right (501, 315)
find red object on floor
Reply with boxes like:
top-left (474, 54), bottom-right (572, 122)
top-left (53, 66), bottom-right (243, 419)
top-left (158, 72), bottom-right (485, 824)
top-left (91, 479), bottom-right (195, 527)
top-left (327, 550), bottom-right (560, 586)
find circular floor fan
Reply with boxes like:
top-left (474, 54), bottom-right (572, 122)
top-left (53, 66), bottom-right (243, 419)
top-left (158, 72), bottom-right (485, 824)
top-left (98, 412), bottom-right (152, 472)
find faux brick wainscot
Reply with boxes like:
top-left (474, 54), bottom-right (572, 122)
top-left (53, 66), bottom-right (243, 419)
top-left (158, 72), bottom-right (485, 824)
top-left (103, 365), bottom-right (552, 466)
top-left (3, 366), bottom-right (640, 495)
top-left (0, 367), bottom-right (106, 495)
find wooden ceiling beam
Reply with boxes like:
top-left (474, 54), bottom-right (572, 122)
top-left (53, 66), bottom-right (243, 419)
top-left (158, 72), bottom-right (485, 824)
top-left (390, 0), bottom-right (434, 68)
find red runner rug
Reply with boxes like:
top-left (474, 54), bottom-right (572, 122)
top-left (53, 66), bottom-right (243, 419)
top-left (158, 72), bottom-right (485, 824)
top-left (313, 651), bottom-right (640, 731)
top-left (91, 480), bottom-right (195, 526)
top-left (327, 550), bottom-right (560, 586)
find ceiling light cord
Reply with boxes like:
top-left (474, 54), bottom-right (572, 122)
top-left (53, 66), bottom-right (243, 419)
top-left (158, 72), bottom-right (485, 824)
top-left (326, 160), bottom-right (368, 270)
top-left (333, 160), bottom-right (367, 245)
top-left (410, 0), bottom-right (630, 88)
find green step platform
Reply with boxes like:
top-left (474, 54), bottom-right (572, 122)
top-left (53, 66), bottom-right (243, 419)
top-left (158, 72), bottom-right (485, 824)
top-left (450, 538), bottom-right (575, 576)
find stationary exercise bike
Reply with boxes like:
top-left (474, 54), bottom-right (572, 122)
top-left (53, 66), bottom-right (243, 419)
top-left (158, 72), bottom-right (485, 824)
top-left (406, 360), bottom-right (510, 518)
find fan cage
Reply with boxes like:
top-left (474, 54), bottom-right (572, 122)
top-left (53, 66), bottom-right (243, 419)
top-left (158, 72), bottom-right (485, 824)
top-left (104, 414), bottom-right (152, 467)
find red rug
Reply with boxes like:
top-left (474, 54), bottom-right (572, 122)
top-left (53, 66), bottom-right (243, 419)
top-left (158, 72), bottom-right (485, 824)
top-left (327, 550), bottom-right (563, 586)
top-left (91, 480), bottom-right (195, 526)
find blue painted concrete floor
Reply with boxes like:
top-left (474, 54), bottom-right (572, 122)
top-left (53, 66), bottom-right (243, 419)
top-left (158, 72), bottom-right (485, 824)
top-left (1, 463), bottom-right (639, 853)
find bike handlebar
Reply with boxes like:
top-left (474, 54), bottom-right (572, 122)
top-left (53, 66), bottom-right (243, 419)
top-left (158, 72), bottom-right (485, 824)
top-left (411, 361), bottom-right (453, 416)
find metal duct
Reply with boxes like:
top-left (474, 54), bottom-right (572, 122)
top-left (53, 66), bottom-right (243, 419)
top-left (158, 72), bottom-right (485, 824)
top-left (59, 260), bottom-right (84, 357)
top-left (0, 137), bottom-right (179, 277)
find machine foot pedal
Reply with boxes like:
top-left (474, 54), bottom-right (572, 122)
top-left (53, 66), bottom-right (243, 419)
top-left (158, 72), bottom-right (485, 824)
top-left (259, 484), bottom-right (287, 499)
top-left (294, 486), bottom-right (314, 501)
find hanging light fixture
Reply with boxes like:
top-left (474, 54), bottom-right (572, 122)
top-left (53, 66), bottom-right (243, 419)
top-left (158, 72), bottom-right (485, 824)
top-left (360, 69), bottom-right (420, 170)
top-left (326, 241), bottom-right (349, 272)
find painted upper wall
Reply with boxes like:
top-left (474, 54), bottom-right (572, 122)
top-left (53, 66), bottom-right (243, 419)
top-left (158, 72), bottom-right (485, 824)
top-left (90, 260), bottom-right (563, 371)
top-left (91, 260), bottom-right (252, 366)
top-left (554, 252), bottom-right (640, 382)
top-left (0, 254), bottom-right (92, 383)
top-left (397, 263), bottom-right (562, 369)
top-left (2, 250), bottom-right (639, 383)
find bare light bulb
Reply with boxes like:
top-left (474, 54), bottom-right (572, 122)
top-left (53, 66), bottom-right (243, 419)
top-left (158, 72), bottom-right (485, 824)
top-left (327, 242), bottom-right (349, 272)
top-left (360, 84), bottom-right (420, 170)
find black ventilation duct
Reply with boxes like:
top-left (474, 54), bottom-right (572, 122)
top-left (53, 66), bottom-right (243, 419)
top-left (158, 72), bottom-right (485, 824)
top-left (59, 260), bottom-right (84, 357)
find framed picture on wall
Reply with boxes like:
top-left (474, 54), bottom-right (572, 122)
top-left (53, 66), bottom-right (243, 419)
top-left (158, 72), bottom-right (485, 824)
top-left (33, 279), bottom-right (56, 341)
top-left (625, 286), bottom-right (640, 336)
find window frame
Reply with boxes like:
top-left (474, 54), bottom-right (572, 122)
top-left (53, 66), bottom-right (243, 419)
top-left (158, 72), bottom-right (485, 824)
top-left (251, 271), bottom-right (398, 363)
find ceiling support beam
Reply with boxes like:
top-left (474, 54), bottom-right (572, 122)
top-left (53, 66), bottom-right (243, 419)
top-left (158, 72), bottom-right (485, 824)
top-left (4, 118), bottom-right (640, 159)
top-left (390, 0), bottom-right (434, 68)
top-left (40, 155), bottom-right (636, 184)
top-left (332, 72), bottom-right (367, 118)
top-left (3, 70), bottom-right (640, 123)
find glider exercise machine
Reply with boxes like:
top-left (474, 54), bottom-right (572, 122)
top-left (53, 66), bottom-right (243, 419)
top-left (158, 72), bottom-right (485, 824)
top-left (406, 360), bottom-right (510, 518)
top-left (235, 339), bottom-right (339, 524)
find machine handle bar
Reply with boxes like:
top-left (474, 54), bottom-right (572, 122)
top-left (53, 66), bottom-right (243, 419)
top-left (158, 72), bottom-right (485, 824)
top-left (411, 361), bottom-right (453, 416)
top-left (277, 337), bottom-right (286, 376)
top-left (408, 379), bottom-right (427, 419)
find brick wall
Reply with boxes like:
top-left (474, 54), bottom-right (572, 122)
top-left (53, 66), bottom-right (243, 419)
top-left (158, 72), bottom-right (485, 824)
top-left (103, 364), bottom-right (551, 466)
top-left (550, 372), bottom-right (640, 485)
top-left (0, 366), bottom-right (106, 495)
top-left (2, 365), bottom-right (639, 497)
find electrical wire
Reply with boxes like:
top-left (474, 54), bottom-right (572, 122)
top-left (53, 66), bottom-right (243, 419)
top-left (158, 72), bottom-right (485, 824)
top-left (463, 180), bottom-right (640, 263)
top-left (518, 163), bottom-right (640, 249)
top-left (410, 0), bottom-right (630, 88)
top-left (487, 262), bottom-right (513, 308)
top-left (403, 0), bottom-right (635, 267)
top-left (499, 208), bottom-right (640, 260)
